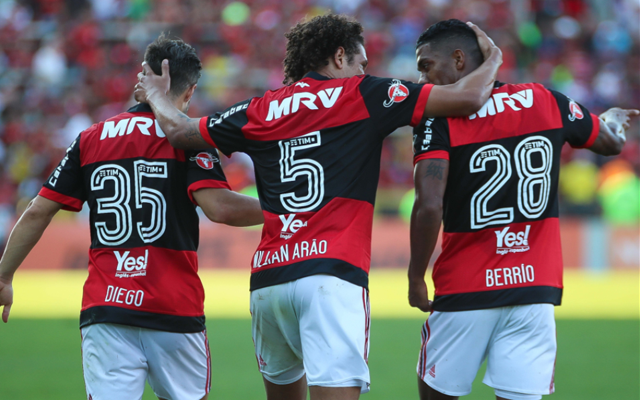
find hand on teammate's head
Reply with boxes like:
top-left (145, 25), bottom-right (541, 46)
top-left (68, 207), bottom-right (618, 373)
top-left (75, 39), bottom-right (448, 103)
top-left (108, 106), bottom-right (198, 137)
top-left (134, 59), bottom-right (171, 103)
top-left (466, 21), bottom-right (501, 63)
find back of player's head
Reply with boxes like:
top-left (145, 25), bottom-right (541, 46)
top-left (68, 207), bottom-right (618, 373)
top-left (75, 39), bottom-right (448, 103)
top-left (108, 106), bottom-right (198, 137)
top-left (283, 14), bottom-right (364, 85)
top-left (416, 19), bottom-right (483, 67)
top-left (144, 33), bottom-right (202, 98)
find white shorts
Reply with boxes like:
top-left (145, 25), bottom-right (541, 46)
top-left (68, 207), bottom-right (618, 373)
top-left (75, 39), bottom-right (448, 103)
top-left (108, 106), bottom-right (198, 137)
top-left (417, 304), bottom-right (556, 399)
top-left (250, 274), bottom-right (371, 393)
top-left (81, 323), bottom-right (210, 400)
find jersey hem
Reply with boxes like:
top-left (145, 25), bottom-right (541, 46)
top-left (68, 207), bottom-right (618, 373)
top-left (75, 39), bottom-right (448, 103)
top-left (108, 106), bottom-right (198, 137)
top-left (188, 179), bottom-right (232, 205)
top-left (432, 286), bottom-right (562, 311)
top-left (574, 113), bottom-right (599, 149)
top-left (414, 150), bottom-right (449, 166)
top-left (199, 116), bottom-right (218, 148)
top-left (80, 306), bottom-right (206, 333)
top-left (250, 258), bottom-right (369, 291)
top-left (38, 186), bottom-right (83, 212)
top-left (411, 84), bottom-right (433, 127)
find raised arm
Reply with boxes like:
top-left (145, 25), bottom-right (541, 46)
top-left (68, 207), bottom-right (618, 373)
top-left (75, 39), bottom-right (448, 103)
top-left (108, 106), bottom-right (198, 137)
top-left (589, 108), bottom-right (639, 156)
top-left (193, 188), bottom-right (264, 227)
top-left (0, 196), bottom-right (62, 322)
top-left (424, 23), bottom-right (502, 118)
top-left (408, 159), bottom-right (449, 313)
top-left (134, 60), bottom-right (209, 149)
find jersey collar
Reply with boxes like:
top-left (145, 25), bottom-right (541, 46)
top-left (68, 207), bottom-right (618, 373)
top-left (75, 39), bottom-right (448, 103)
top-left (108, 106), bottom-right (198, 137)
top-left (127, 103), bottom-right (153, 113)
top-left (303, 71), bottom-right (332, 81)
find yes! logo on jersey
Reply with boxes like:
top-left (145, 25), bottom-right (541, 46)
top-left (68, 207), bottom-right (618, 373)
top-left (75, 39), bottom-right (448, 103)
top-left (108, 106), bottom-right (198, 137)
top-left (495, 225), bottom-right (531, 255)
top-left (568, 100), bottom-right (584, 121)
top-left (279, 213), bottom-right (307, 239)
top-left (114, 249), bottom-right (148, 278)
top-left (190, 152), bottom-right (219, 170)
top-left (383, 79), bottom-right (409, 108)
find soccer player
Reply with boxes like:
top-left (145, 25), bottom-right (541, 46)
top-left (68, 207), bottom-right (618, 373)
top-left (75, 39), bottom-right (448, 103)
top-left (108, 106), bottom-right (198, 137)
top-left (409, 19), bottom-right (639, 400)
top-left (0, 35), bottom-right (263, 400)
top-left (134, 14), bottom-right (502, 400)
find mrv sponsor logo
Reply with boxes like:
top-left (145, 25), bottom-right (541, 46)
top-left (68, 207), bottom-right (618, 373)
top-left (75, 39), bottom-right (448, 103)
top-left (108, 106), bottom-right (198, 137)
top-left (469, 89), bottom-right (533, 120)
top-left (495, 225), bottom-right (530, 255)
top-left (279, 213), bottom-right (307, 239)
top-left (114, 249), bottom-right (148, 278)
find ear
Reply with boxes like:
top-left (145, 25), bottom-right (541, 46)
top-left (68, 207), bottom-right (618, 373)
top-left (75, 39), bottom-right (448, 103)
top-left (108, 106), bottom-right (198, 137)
top-left (183, 84), bottom-right (197, 103)
top-left (452, 49), bottom-right (465, 71)
top-left (332, 47), bottom-right (347, 69)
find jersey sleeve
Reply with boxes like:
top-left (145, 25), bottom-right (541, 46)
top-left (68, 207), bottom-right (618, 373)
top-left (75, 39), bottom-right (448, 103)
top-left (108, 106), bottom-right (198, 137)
top-left (198, 99), bottom-right (251, 156)
top-left (359, 76), bottom-right (433, 135)
top-left (548, 89), bottom-right (600, 148)
top-left (38, 134), bottom-right (85, 212)
top-left (185, 148), bottom-right (231, 205)
top-left (413, 117), bottom-right (451, 165)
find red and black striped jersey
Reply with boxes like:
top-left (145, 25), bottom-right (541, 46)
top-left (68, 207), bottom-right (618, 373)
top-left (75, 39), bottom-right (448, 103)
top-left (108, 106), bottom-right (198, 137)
top-left (39, 103), bottom-right (230, 332)
top-left (199, 72), bottom-right (432, 290)
top-left (412, 82), bottom-right (599, 311)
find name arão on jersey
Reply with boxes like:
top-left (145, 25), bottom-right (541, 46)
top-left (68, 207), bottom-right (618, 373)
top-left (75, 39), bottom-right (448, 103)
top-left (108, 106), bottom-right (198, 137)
top-left (383, 79), bottom-right (409, 108)
top-left (252, 239), bottom-right (328, 269)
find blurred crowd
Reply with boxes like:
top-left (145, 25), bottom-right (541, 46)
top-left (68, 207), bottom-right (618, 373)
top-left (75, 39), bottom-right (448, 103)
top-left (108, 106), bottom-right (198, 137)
top-left (0, 0), bottom-right (638, 243)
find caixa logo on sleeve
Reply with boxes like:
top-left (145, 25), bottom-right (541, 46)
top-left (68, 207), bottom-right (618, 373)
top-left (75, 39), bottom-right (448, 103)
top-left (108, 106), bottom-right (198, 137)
top-left (568, 100), bottom-right (584, 121)
top-left (190, 152), bottom-right (220, 170)
top-left (383, 79), bottom-right (409, 108)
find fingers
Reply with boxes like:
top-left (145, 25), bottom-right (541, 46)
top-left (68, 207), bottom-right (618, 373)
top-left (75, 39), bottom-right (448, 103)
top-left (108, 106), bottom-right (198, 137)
top-left (467, 21), bottom-right (495, 46)
top-left (142, 61), bottom-right (153, 76)
top-left (2, 304), bottom-right (10, 323)
top-left (161, 59), bottom-right (169, 76)
top-left (625, 109), bottom-right (640, 117)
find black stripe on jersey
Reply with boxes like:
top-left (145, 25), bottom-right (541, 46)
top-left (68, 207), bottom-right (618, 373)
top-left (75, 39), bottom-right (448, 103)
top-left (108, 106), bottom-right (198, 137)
top-left (249, 258), bottom-right (369, 291)
top-left (80, 306), bottom-right (205, 333)
top-left (432, 286), bottom-right (562, 311)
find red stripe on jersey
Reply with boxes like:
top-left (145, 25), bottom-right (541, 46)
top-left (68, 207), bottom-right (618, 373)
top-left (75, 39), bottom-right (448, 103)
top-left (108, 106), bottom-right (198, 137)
top-left (79, 112), bottom-right (186, 166)
top-left (414, 150), bottom-right (449, 166)
top-left (411, 84), bottom-right (434, 127)
top-left (574, 114), bottom-right (600, 149)
top-left (199, 116), bottom-right (218, 148)
top-left (38, 186), bottom-right (83, 212)
top-left (251, 197), bottom-right (373, 274)
top-left (448, 83), bottom-right (562, 147)
top-left (187, 179), bottom-right (232, 205)
top-left (242, 75), bottom-right (370, 141)
top-left (434, 219), bottom-right (563, 296)
top-left (82, 246), bottom-right (204, 317)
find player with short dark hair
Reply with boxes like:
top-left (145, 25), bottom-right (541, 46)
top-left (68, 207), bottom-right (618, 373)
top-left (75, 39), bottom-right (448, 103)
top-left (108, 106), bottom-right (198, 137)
top-left (0, 35), bottom-right (264, 400)
top-left (134, 14), bottom-right (502, 400)
top-left (409, 19), bottom-right (638, 400)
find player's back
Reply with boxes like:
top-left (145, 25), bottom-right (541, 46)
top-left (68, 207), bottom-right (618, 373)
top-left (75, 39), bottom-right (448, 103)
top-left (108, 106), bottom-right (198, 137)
top-left (40, 103), bottom-right (229, 332)
top-left (413, 82), bottom-right (599, 311)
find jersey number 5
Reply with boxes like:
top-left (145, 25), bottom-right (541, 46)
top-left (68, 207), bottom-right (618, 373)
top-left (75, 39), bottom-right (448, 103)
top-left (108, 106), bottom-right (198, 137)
top-left (278, 131), bottom-right (325, 213)
top-left (470, 136), bottom-right (553, 229)
top-left (91, 161), bottom-right (167, 246)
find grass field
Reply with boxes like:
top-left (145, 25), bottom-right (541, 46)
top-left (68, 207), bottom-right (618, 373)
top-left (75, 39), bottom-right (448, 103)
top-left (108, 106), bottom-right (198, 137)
top-left (3, 270), bottom-right (639, 399)
top-left (1, 318), bottom-right (638, 399)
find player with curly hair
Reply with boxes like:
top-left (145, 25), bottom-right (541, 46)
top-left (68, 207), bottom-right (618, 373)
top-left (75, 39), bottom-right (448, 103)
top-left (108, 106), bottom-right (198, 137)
top-left (135, 14), bottom-right (502, 400)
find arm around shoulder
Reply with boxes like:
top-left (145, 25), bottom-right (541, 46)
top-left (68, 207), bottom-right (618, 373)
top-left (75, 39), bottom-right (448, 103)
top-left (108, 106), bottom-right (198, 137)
top-left (193, 188), bottom-right (264, 227)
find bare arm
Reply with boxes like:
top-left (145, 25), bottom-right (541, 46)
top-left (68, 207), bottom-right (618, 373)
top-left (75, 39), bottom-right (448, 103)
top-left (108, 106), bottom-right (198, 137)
top-left (424, 23), bottom-right (503, 118)
top-left (134, 61), bottom-right (209, 149)
top-left (0, 196), bottom-right (62, 322)
top-left (193, 188), bottom-right (264, 227)
top-left (408, 159), bottom-right (449, 313)
top-left (589, 108), bottom-right (639, 156)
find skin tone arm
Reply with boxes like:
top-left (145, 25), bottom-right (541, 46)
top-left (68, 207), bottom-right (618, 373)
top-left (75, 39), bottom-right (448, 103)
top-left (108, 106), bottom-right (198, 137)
top-left (192, 188), bottom-right (264, 227)
top-left (408, 159), bottom-right (449, 312)
top-left (424, 23), bottom-right (502, 118)
top-left (0, 196), bottom-right (63, 322)
top-left (589, 108), bottom-right (639, 156)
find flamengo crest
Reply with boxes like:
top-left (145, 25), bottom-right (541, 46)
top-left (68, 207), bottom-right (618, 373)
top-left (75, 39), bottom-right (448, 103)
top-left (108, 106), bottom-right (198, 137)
top-left (383, 79), bottom-right (409, 108)
top-left (190, 152), bottom-right (219, 170)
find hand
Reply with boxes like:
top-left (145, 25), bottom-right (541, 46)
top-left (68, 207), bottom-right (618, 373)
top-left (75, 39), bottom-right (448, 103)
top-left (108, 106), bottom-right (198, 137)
top-left (467, 21), bottom-right (501, 63)
top-left (408, 276), bottom-right (432, 313)
top-left (600, 108), bottom-right (640, 139)
top-left (0, 276), bottom-right (14, 323)
top-left (134, 59), bottom-right (171, 103)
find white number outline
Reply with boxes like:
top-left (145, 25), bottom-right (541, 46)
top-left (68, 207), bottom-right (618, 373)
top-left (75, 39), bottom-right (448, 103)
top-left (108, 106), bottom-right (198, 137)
top-left (91, 164), bottom-right (133, 246)
top-left (469, 144), bottom-right (513, 229)
top-left (133, 161), bottom-right (168, 243)
top-left (278, 131), bottom-right (325, 212)
top-left (514, 136), bottom-right (553, 219)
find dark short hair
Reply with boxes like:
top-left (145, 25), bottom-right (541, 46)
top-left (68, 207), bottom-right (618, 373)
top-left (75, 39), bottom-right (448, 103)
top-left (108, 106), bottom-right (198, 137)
top-left (283, 14), bottom-right (364, 85)
top-left (144, 33), bottom-right (202, 97)
top-left (416, 19), bottom-right (483, 66)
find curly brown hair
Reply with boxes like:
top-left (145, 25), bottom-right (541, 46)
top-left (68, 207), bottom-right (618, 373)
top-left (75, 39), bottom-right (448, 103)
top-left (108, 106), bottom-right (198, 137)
top-left (283, 14), bottom-right (364, 85)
